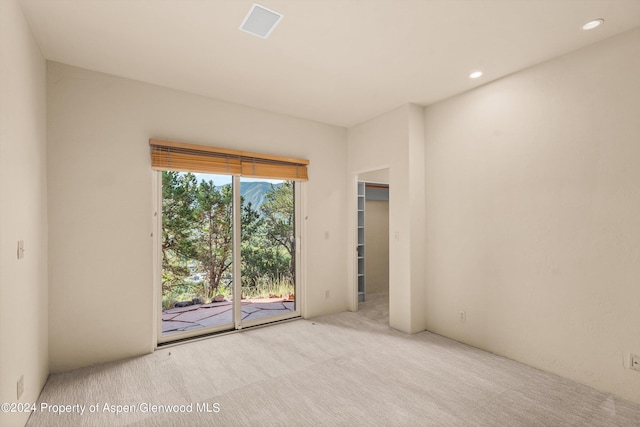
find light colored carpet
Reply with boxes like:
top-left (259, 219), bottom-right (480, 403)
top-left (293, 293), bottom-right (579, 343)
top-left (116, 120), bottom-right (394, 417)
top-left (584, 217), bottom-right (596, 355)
top-left (27, 293), bottom-right (640, 426)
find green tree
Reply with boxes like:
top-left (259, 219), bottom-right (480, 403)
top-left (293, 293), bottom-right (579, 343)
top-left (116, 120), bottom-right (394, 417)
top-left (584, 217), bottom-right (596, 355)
top-left (161, 172), bottom-right (198, 294)
top-left (194, 181), bottom-right (234, 299)
top-left (161, 173), bottom-right (295, 304)
top-left (241, 199), bottom-right (290, 291)
top-left (261, 181), bottom-right (295, 282)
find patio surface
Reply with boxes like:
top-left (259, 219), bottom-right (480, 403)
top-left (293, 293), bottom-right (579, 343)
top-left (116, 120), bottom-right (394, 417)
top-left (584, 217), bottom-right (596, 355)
top-left (162, 298), bottom-right (295, 334)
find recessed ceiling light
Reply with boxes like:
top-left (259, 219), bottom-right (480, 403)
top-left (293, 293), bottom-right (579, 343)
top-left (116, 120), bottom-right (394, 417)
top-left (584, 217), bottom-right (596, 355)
top-left (582, 19), bottom-right (604, 31)
top-left (240, 3), bottom-right (283, 39)
top-left (469, 71), bottom-right (483, 79)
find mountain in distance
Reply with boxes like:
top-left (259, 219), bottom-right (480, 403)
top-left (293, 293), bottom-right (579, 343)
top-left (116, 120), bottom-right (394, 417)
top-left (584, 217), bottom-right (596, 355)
top-left (240, 182), bottom-right (282, 211)
top-left (191, 173), bottom-right (280, 211)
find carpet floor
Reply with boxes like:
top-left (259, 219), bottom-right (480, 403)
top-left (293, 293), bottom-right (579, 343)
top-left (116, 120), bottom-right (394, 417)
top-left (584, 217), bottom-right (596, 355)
top-left (27, 293), bottom-right (640, 426)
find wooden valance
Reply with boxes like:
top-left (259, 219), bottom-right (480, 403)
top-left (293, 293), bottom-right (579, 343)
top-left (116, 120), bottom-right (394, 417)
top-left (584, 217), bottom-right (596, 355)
top-left (149, 138), bottom-right (309, 181)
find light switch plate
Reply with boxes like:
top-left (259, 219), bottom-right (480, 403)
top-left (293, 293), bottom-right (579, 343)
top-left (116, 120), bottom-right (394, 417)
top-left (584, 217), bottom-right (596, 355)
top-left (17, 374), bottom-right (24, 399)
top-left (17, 240), bottom-right (25, 259)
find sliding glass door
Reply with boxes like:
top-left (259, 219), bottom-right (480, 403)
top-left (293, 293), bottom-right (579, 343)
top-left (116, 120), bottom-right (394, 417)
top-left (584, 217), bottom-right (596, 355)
top-left (239, 177), bottom-right (296, 327)
top-left (158, 172), bottom-right (298, 343)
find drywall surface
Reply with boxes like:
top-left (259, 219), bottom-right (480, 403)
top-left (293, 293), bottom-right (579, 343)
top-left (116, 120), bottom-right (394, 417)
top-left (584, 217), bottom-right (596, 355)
top-left (47, 62), bottom-right (347, 372)
top-left (0, 1), bottom-right (49, 426)
top-left (408, 104), bottom-right (426, 330)
top-left (358, 168), bottom-right (389, 184)
top-left (365, 200), bottom-right (389, 295)
top-left (347, 104), bottom-right (426, 333)
top-left (424, 28), bottom-right (640, 403)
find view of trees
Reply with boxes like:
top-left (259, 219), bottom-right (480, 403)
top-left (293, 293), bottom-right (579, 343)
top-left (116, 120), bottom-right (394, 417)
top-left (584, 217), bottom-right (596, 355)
top-left (161, 172), bottom-right (295, 309)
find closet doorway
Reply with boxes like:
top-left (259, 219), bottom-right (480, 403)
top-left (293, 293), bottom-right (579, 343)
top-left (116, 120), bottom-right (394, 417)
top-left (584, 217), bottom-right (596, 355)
top-left (356, 169), bottom-right (389, 307)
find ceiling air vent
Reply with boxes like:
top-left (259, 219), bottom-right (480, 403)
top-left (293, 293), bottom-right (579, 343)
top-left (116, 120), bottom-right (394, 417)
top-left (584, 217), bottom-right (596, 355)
top-left (240, 3), bottom-right (283, 39)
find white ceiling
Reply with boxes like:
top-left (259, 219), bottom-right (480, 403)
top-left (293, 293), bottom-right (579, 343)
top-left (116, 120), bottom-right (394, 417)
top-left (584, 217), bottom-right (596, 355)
top-left (19, 0), bottom-right (640, 127)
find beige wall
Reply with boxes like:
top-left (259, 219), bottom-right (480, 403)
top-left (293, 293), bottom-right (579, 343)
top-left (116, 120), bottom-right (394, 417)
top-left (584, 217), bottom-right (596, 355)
top-left (365, 200), bottom-right (389, 295)
top-left (47, 62), bottom-right (348, 372)
top-left (347, 104), bottom-right (426, 333)
top-left (424, 28), bottom-right (640, 403)
top-left (359, 169), bottom-right (389, 184)
top-left (0, 1), bottom-right (49, 426)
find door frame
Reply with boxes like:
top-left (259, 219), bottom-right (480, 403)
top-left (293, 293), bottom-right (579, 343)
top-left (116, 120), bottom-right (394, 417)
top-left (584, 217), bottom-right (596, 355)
top-left (153, 172), bottom-right (304, 346)
top-left (349, 167), bottom-right (390, 313)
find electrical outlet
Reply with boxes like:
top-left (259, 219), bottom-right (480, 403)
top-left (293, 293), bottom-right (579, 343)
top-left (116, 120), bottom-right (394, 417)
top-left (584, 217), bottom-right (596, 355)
top-left (17, 375), bottom-right (24, 400)
top-left (325, 290), bottom-right (330, 299)
top-left (631, 354), bottom-right (640, 372)
top-left (459, 311), bottom-right (466, 323)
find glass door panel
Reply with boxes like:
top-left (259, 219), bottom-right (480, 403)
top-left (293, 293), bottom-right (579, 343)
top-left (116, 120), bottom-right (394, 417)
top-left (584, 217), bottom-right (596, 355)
top-left (160, 172), bottom-right (235, 340)
top-left (239, 178), bottom-right (296, 327)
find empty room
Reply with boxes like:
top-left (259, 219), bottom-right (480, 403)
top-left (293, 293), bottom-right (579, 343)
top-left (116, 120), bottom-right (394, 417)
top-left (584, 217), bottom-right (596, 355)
top-left (1, 0), bottom-right (640, 425)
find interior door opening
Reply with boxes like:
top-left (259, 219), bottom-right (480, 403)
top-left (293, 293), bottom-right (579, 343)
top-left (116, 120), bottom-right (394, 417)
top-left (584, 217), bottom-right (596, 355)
top-left (356, 169), bottom-right (389, 312)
